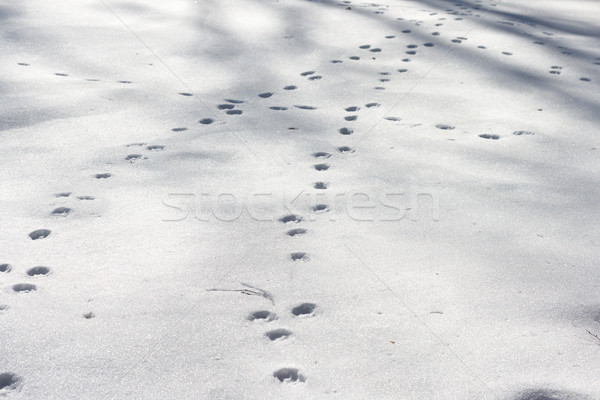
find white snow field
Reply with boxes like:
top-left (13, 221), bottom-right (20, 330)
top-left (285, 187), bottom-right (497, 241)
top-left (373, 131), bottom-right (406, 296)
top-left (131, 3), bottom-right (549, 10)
top-left (1, 0), bottom-right (600, 398)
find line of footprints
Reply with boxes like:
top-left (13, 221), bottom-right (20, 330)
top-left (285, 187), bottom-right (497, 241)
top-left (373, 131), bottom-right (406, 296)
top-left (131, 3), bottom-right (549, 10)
top-left (256, 96), bottom-right (365, 384)
top-left (12, 1), bottom-right (596, 139)
top-left (4, 0), bottom-right (599, 394)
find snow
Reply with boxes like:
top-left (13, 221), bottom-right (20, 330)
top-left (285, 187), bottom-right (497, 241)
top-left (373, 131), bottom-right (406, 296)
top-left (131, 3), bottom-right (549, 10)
top-left (1, 0), bottom-right (600, 398)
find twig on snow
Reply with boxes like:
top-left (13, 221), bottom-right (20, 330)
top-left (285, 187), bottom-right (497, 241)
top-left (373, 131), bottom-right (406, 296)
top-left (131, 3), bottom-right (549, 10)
top-left (207, 283), bottom-right (274, 305)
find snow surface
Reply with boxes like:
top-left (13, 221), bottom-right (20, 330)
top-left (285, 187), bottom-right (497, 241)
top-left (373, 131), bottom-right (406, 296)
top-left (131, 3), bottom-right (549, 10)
top-left (1, 0), bottom-right (600, 398)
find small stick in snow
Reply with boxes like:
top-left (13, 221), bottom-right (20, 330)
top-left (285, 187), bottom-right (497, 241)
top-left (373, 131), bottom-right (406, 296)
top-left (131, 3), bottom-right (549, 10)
top-left (207, 283), bottom-right (274, 305)
top-left (587, 330), bottom-right (600, 344)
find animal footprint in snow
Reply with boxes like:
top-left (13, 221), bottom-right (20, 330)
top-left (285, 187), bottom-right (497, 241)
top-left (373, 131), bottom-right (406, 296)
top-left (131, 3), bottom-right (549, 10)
top-left (479, 134), bottom-right (500, 140)
top-left (54, 192), bottom-right (71, 198)
top-left (248, 310), bottom-right (277, 322)
top-left (436, 124), bottom-right (455, 130)
top-left (27, 266), bottom-right (50, 276)
top-left (283, 85), bottom-right (297, 90)
top-left (226, 109), bottom-right (243, 115)
top-left (265, 329), bottom-right (292, 341)
top-left (290, 252), bottom-right (309, 262)
top-left (273, 368), bottom-right (305, 383)
top-left (51, 207), bottom-right (72, 216)
top-left (549, 66), bottom-right (562, 75)
top-left (580, 77), bottom-right (591, 82)
top-left (258, 92), bottom-right (273, 98)
top-left (125, 154), bottom-right (143, 162)
top-left (279, 214), bottom-right (303, 224)
top-left (294, 105), bottom-right (317, 110)
top-left (77, 196), bottom-right (95, 200)
top-left (13, 283), bottom-right (37, 293)
top-left (312, 152), bottom-right (331, 159)
top-left (365, 102), bottom-right (379, 108)
top-left (270, 106), bottom-right (288, 111)
top-left (199, 118), bottom-right (214, 125)
top-left (339, 127), bottom-right (353, 135)
top-left (171, 127), bottom-right (187, 132)
top-left (292, 302), bottom-right (316, 317)
top-left (345, 115), bottom-right (358, 121)
top-left (29, 229), bottom-right (51, 240)
top-left (337, 146), bottom-right (355, 154)
top-left (83, 312), bottom-right (96, 319)
top-left (513, 131), bottom-right (534, 136)
top-left (95, 173), bottom-right (111, 179)
top-left (217, 104), bottom-right (235, 110)
top-left (0, 264), bottom-right (11, 273)
top-left (225, 99), bottom-right (244, 104)
top-left (312, 204), bottom-right (329, 213)
top-left (287, 228), bottom-right (307, 237)
top-left (0, 372), bottom-right (22, 393)
top-left (345, 106), bottom-right (360, 112)
top-left (313, 182), bottom-right (328, 190)
top-left (349, 56), bottom-right (360, 60)
top-left (313, 163), bottom-right (330, 171)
